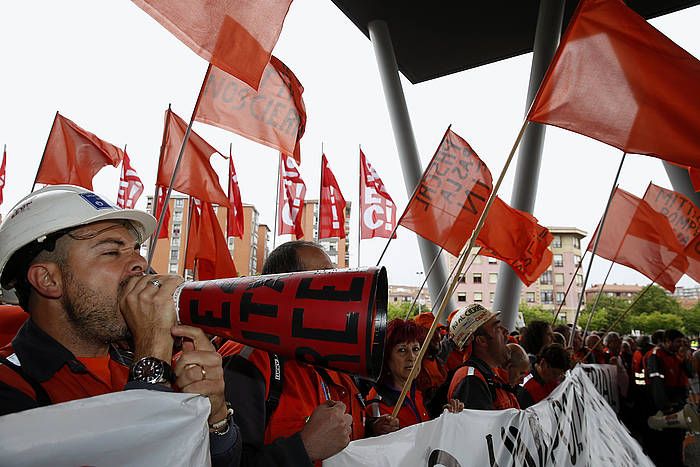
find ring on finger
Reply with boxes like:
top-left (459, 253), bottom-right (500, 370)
top-left (149, 279), bottom-right (162, 288)
top-left (185, 363), bottom-right (207, 380)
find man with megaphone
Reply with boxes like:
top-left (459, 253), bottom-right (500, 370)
top-left (0, 185), bottom-right (241, 466)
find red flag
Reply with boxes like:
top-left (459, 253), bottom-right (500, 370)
top-left (399, 128), bottom-right (493, 257)
top-left (319, 155), bottom-right (347, 239)
top-left (227, 149), bottom-right (244, 239)
top-left (36, 113), bottom-right (124, 190)
top-left (196, 56), bottom-right (306, 163)
top-left (643, 183), bottom-right (700, 283)
top-left (156, 109), bottom-right (228, 206)
top-left (528, 0), bottom-right (700, 168)
top-left (360, 150), bottom-right (396, 240)
top-left (688, 167), bottom-right (700, 192)
top-left (278, 153), bottom-right (306, 238)
top-left (131, 0), bottom-right (292, 89)
top-left (587, 188), bottom-right (688, 292)
top-left (155, 185), bottom-right (171, 239)
top-left (185, 198), bottom-right (237, 280)
top-left (0, 148), bottom-right (6, 208)
top-left (476, 197), bottom-right (553, 286)
top-left (116, 151), bottom-right (144, 209)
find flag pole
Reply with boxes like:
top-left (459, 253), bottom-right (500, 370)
top-left (148, 64), bottom-right (212, 269)
top-left (273, 153), bottom-right (281, 249)
top-left (391, 118), bottom-right (529, 418)
top-left (317, 143), bottom-right (323, 243)
top-left (147, 104), bottom-right (172, 263)
top-left (31, 111), bottom-right (59, 193)
top-left (581, 261), bottom-right (615, 337)
top-left (226, 143), bottom-right (232, 240)
top-left (182, 196), bottom-right (195, 278)
top-left (357, 145), bottom-right (362, 268)
top-left (568, 152), bottom-right (627, 345)
top-left (550, 251), bottom-right (586, 325)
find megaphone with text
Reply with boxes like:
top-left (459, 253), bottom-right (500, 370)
top-left (648, 404), bottom-right (700, 433)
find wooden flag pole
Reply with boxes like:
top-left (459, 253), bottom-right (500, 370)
top-left (568, 152), bottom-right (628, 345)
top-left (391, 118), bottom-right (529, 418)
top-left (31, 111), bottom-right (59, 193)
top-left (148, 64), bottom-right (212, 269)
top-left (581, 261), bottom-right (615, 337)
top-left (403, 246), bottom-right (444, 319)
top-left (273, 153), bottom-right (281, 249)
top-left (550, 251), bottom-right (586, 325)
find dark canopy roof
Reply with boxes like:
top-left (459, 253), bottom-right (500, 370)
top-left (331, 0), bottom-right (700, 83)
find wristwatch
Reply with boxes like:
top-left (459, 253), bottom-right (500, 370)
top-left (128, 356), bottom-right (175, 384)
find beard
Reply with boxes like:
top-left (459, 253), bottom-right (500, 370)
top-left (61, 267), bottom-right (131, 344)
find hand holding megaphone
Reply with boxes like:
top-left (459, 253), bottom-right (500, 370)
top-left (648, 404), bottom-right (700, 432)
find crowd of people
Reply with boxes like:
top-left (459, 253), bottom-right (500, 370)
top-left (0, 185), bottom-right (697, 467)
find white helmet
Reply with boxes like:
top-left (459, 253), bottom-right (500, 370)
top-left (449, 303), bottom-right (500, 350)
top-left (0, 185), bottom-right (156, 288)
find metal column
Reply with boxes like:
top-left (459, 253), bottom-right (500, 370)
top-left (663, 162), bottom-right (700, 208)
top-left (368, 19), bottom-right (457, 317)
top-left (493, 0), bottom-right (566, 330)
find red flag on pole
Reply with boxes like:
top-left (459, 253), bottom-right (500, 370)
top-left (476, 197), bottom-right (553, 286)
top-left (587, 187), bottom-right (688, 292)
top-left (36, 113), bottom-right (124, 190)
top-left (131, 0), bottom-right (292, 90)
top-left (155, 185), bottom-right (171, 239)
top-left (399, 128), bottom-right (493, 257)
top-left (156, 109), bottom-right (228, 206)
top-left (319, 155), bottom-right (347, 239)
top-left (117, 151), bottom-right (144, 209)
top-left (0, 148), bottom-right (6, 208)
top-left (278, 153), bottom-right (306, 238)
top-left (527, 0), bottom-right (700, 168)
top-left (227, 149), bottom-right (244, 239)
top-left (360, 150), bottom-right (396, 239)
top-left (185, 198), bottom-right (237, 280)
top-left (643, 183), bottom-right (700, 283)
top-left (196, 56), bottom-right (307, 163)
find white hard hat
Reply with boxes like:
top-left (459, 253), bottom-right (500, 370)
top-left (0, 185), bottom-right (156, 287)
top-left (449, 303), bottom-right (500, 350)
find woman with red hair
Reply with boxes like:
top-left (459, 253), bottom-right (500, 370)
top-left (366, 319), bottom-right (463, 436)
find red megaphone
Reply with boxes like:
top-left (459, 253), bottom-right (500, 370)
top-left (174, 267), bottom-right (388, 381)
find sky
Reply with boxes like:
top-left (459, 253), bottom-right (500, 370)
top-left (1, 1), bottom-right (699, 291)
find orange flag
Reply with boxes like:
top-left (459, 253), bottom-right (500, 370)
top-left (131, 0), bottom-right (292, 90)
top-left (156, 109), bottom-right (228, 206)
top-left (360, 150), bottom-right (396, 240)
top-left (226, 149), bottom-right (244, 239)
top-left (278, 153), bottom-right (306, 238)
top-left (36, 113), bottom-right (123, 190)
top-left (196, 56), bottom-right (306, 163)
top-left (185, 198), bottom-right (237, 280)
top-left (154, 185), bottom-right (171, 239)
top-left (399, 127), bottom-right (493, 257)
top-left (587, 188), bottom-right (688, 292)
top-left (116, 151), bottom-right (144, 209)
top-left (476, 197), bottom-right (553, 286)
top-left (643, 183), bottom-right (700, 283)
top-left (319, 155), bottom-right (347, 239)
top-left (528, 0), bottom-right (700, 168)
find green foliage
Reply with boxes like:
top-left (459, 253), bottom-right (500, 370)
top-left (629, 312), bottom-right (683, 334)
top-left (629, 285), bottom-right (681, 315)
top-left (519, 303), bottom-right (554, 326)
top-left (388, 300), bottom-right (431, 322)
top-left (681, 304), bottom-right (700, 336)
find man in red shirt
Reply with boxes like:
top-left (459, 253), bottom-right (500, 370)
top-left (517, 344), bottom-right (570, 409)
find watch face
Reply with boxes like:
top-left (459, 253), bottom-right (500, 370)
top-left (132, 357), bottom-right (166, 383)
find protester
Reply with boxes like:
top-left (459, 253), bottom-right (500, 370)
top-left (413, 312), bottom-right (448, 406)
top-left (586, 334), bottom-right (610, 364)
top-left (502, 343), bottom-right (530, 386)
top-left (517, 343), bottom-right (570, 409)
top-left (571, 328), bottom-right (593, 365)
top-left (552, 331), bottom-right (566, 347)
top-left (521, 320), bottom-right (554, 366)
top-left (553, 324), bottom-right (571, 344)
top-left (218, 241), bottom-right (360, 466)
top-left (0, 304), bottom-right (27, 347)
top-left (0, 185), bottom-right (240, 465)
top-left (366, 318), bottom-right (463, 436)
top-left (447, 304), bottom-right (518, 410)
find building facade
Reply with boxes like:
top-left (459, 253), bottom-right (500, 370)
top-left (388, 284), bottom-right (432, 310)
top-left (584, 283), bottom-right (643, 303)
top-left (449, 227), bottom-right (587, 324)
top-left (146, 195), bottom-right (269, 277)
top-left (299, 200), bottom-right (352, 268)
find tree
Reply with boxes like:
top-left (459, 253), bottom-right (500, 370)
top-left (629, 311), bottom-right (683, 334)
top-left (578, 309), bottom-right (611, 333)
top-left (388, 301), bottom-right (431, 322)
top-left (678, 306), bottom-right (700, 337)
top-left (629, 285), bottom-right (681, 315)
top-left (519, 303), bottom-right (554, 327)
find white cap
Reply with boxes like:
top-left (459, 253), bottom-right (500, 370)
top-left (449, 304), bottom-right (501, 350)
top-left (0, 185), bottom-right (156, 287)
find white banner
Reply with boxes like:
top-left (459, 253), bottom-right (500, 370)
top-left (325, 367), bottom-right (652, 467)
top-left (0, 390), bottom-right (211, 467)
top-left (580, 363), bottom-right (620, 413)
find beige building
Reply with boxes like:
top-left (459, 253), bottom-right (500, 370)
top-left (146, 195), bottom-right (269, 278)
top-left (585, 283), bottom-right (643, 303)
top-left (298, 200), bottom-right (352, 268)
top-left (388, 284), bottom-right (432, 310)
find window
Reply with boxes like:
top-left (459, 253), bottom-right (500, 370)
top-left (552, 235), bottom-right (562, 248)
top-left (473, 273), bottom-right (482, 284)
top-left (554, 273), bottom-right (564, 286)
top-left (173, 211), bottom-right (183, 222)
top-left (526, 292), bottom-right (536, 303)
top-left (574, 255), bottom-right (581, 266)
top-left (541, 291), bottom-right (553, 304)
top-left (489, 292), bottom-right (495, 303)
top-left (458, 275), bottom-right (466, 284)
top-left (175, 199), bottom-right (184, 209)
top-left (540, 270), bottom-right (552, 285)
top-left (474, 292), bottom-right (483, 302)
top-left (489, 273), bottom-right (498, 284)
top-left (556, 292), bottom-right (565, 304)
top-left (573, 237), bottom-right (581, 249)
top-left (553, 254), bottom-right (564, 267)
top-left (170, 237), bottom-right (180, 247)
top-left (169, 263), bottom-right (178, 274)
top-left (457, 292), bottom-right (467, 302)
top-left (488, 257), bottom-right (498, 264)
top-left (172, 223), bottom-right (181, 238)
top-left (169, 249), bottom-right (179, 261)
top-left (575, 274), bottom-right (583, 286)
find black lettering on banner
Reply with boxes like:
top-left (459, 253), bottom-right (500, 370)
top-left (240, 293), bottom-right (278, 322)
top-left (295, 347), bottom-right (360, 367)
top-left (246, 277), bottom-right (285, 292)
top-left (241, 330), bottom-right (280, 345)
top-left (428, 449), bottom-right (462, 467)
top-left (292, 308), bottom-right (359, 343)
top-left (295, 277), bottom-right (365, 302)
top-left (486, 434), bottom-right (500, 467)
top-left (189, 300), bottom-right (231, 328)
top-left (218, 281), bottom-right (238, 294)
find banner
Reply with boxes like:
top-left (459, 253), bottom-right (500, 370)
top-left (360, 150), bottom-right (396, 239)
top-left (325, 366), bottom-right (652, 467)
top-left (580, 363), bottom-right (619, 413)
top-left (0, 390), bottom-right (211, 466)
top-left (278, 153), bottom-right (306, 238)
